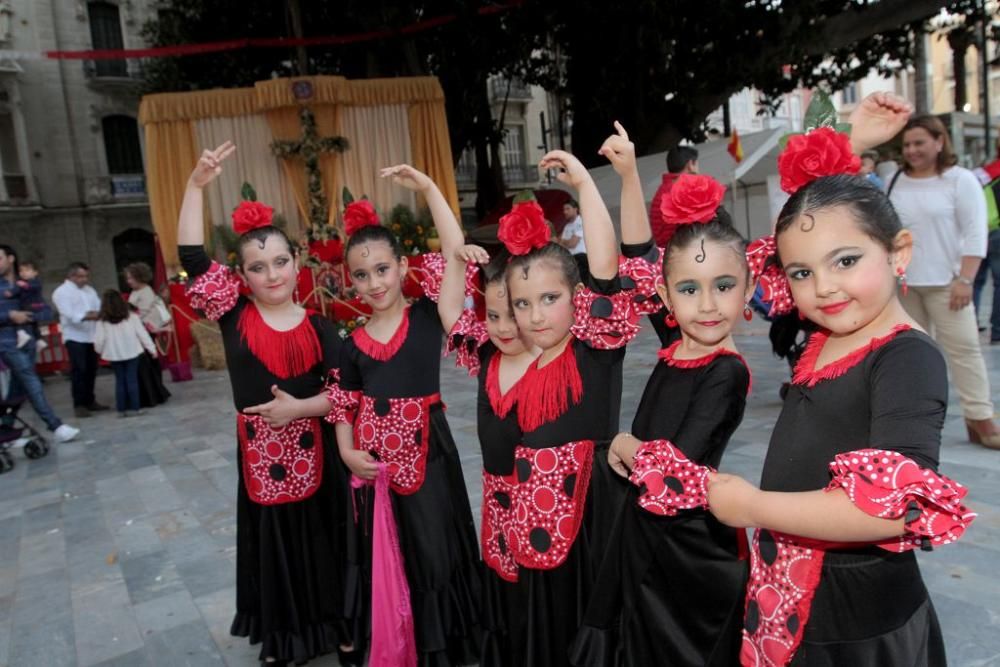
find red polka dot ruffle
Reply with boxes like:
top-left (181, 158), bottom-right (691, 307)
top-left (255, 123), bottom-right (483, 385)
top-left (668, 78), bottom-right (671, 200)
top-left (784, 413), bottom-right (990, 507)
top-left (628, 439), bottom-right (713, 516)
top-left (186, 261), bottom-right (241, 321)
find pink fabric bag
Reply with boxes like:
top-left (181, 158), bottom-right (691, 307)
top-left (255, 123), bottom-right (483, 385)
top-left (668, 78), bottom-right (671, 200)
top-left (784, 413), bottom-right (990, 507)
top-left (353, 464), bottom-right (417, 667)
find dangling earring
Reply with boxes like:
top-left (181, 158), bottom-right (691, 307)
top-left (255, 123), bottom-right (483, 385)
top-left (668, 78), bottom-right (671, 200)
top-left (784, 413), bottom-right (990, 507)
top-left (664, 310), bottom-right (677, 327)
top-left (896, 267), bottom-right (908, 297)
top-left (743, 304), bottom-right (753, 321)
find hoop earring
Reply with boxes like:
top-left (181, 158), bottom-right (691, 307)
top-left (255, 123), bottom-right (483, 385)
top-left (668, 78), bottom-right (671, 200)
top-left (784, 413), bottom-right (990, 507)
top-left (743, 305), bottom-right (753, 321)
top-left (896, 267), bottom-right (908, 297)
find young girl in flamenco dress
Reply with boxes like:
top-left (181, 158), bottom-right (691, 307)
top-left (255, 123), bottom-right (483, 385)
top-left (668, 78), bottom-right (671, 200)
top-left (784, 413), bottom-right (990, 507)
top-left (325, 164), bottom-right (482, 666)
top-left (491, 148), bottom-right (645, 667)
top-left (177, 141), bottom-right (361, 666)
top-left (707, 94), bottom-right (977, 666)
top-left (571, 123), bottom-right (753, 666)
top-left (437, 237), bottom-right (540, 666)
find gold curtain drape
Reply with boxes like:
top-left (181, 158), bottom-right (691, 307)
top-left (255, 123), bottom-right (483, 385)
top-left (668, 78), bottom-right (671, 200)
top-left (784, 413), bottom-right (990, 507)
top-left (142, 120), bottom-right (204, 267)
top-left (139, 76), bottom-right (459, 260)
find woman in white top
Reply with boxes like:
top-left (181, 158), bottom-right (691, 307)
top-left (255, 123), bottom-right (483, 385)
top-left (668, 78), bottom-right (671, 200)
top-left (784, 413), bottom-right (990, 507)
top-left (889, 114), bottom-right (999, 448)
top-left (94, 289), bottom-right (158, 417)
top-left (125, 262), bottom-right (170, 332)
top-left (124, 262), bottom-right (171, 407)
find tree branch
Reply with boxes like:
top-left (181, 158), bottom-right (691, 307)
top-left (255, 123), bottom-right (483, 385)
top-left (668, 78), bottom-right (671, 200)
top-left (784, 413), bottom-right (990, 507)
top-left (808, 0), bottom-right (953, 55)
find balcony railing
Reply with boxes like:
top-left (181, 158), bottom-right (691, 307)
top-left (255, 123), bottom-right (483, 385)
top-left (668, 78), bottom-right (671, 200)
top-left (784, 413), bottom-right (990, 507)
top-left (490, 77), bottom-right (533, 102)
top-left (81, 175), bottom-right (146, 204)
top-left (83, 58), bottom-right (145, 83)
top-left (502, 163), bottom-right (538, 186)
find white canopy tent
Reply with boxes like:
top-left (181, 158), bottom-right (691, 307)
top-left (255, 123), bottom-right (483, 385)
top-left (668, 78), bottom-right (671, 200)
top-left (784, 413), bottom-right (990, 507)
top-left (548, 128), bottom-right (787, 243)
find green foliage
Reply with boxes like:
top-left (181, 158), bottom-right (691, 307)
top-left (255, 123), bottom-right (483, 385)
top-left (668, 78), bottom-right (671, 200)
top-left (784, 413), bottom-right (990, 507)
top-left (512, 189), bottom-right (537, 204)
top-left (240, 181), bottom-right (257, 202)
top-left (387, 204), bottom-right (432, 255)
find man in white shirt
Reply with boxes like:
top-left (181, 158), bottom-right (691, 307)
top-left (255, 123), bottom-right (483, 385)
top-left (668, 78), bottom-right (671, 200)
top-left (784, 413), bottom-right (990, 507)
top-left (52, 262), bottom-right (108, 418)
top-left (558, 199), bottom-right (589, 280)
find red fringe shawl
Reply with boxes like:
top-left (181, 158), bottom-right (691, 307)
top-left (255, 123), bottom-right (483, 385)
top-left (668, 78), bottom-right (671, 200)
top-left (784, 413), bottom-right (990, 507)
top-left (237, 304), bottom-right (322, 379)
top-left (516, 342), bottom-right (583, 433)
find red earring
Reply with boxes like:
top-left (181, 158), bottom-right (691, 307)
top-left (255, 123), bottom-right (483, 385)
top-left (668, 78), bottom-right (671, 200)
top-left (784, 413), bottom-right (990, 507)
top-left (665, 310), bottom-right (677, 327)
top-left (896, 267), bottom-right (908, 297)
top-left (743, 305), bottom-right (753, 321)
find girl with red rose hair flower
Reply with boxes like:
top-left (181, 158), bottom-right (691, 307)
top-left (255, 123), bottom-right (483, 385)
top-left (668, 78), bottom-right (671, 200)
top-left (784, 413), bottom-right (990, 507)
top-left (708, 93), bottom-right (976, 667)
top-left (485, 146), bottom-right (642, 667)
top-left (571, 122), bottom-right (753, 667)
top-left (176, 141), bottom-right (364, 666)
top-left (327, 163), bottom-right (483, 665)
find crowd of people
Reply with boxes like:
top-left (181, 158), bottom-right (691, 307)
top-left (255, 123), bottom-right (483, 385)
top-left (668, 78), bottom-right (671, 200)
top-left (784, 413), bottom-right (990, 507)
top-left (0, 252), bottom-right (172, 450)
top-left (173, 90), bottom-right (982, 667)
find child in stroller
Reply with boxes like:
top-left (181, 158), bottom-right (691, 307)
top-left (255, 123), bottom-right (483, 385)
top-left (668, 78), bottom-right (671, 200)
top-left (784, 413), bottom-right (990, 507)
top-left (0, 358), bottom-right (50, 473)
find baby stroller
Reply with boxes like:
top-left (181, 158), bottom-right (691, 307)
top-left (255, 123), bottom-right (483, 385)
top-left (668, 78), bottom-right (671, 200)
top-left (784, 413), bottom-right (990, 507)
top-left (0, 359), bottom-right (50, 473)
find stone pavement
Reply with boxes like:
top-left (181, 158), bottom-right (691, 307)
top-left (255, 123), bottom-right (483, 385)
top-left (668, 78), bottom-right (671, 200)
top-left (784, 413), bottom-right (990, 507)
top-left (1, 326), bottom-right (999, 667)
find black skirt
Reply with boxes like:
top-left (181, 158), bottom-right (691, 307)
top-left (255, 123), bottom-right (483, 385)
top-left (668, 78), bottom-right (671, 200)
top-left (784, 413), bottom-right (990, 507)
top-left (230, 421), bottom-right (361, 665)
top-left (572, 487), bottom-right (746, 667)
top-left (790, 549), bottom-right (946, 666)
top-left (510, 443), bottom-right (628, 667)
top-left (354, 407), bottom-right (484, 667)
top-left (480, 568), bottom-right (520, 667)
top-left (137, 352), bottom-right (170, 407)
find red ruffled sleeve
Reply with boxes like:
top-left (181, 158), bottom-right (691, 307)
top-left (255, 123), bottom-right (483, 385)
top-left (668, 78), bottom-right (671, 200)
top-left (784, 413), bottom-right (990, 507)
top-left (324, 369), bottom-right (361, 426)
top-left (416, 252), bottom-right (479, 304)
top-left (445, 309), bottom-right (490, 377)
top-left (569, 286), bottom-right (641, 350)
top-left (826, 448), bottom-right (976, 552)
top-left (628, 439), bottom-right (713, 516)
top-left (617, 246), bottom-right (665, 317)
top-left (185, 261), bottom-right (241, 321)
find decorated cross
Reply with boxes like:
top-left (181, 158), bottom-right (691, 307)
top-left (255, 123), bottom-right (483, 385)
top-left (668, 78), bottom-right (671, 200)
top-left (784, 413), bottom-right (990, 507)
top-left (271, 106), bottom-right (349, 237)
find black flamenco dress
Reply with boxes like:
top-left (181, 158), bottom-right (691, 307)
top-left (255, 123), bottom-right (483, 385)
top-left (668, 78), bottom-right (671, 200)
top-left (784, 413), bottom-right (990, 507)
top-left (745, 326), bottom-right (976, 666)
top-left (498, 276), bottom-right (637, 667)
top-left (179, 246), bottom-right (360, 665)
top-left (443, 312), bottom-right (527, 667)
top-left (329, 296), bottom-right (483, 666)
top-left (573, 340), bottom-right (751, 667)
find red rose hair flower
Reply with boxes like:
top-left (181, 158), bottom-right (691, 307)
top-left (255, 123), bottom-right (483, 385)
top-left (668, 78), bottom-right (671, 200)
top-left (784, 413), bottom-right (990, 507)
top-left (232, 200), bottom-right (274, 235)
top-left (660, 174), bottom-right (726, 225)
top-left (777, 127), bottom-right (861, 194)
top-left (344, 200), bottom-right (380, 237)
top-left (498, 201), bottom-right (551, 256)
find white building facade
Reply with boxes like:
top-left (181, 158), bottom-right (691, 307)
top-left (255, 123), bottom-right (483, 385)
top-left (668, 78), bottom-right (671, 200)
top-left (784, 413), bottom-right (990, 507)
top-left (0, 0), bottom-right (156, 292)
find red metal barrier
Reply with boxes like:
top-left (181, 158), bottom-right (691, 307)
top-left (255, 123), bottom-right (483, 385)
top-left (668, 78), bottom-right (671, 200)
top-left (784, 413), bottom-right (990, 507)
top-left (35, 323), bottom-right (70, 376)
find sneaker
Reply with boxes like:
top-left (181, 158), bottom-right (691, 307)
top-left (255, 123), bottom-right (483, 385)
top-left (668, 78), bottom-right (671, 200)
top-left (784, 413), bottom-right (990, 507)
top-left (74, 407), bottom-right (91, 418)
top-left (53, 424), bottom-right (80, 443)
top-left (134, 409), bottom-right (147, 416)
top-left (118, 412), bottom-right (129, 419)
top-left (86, 402), bottom-right (110, 412)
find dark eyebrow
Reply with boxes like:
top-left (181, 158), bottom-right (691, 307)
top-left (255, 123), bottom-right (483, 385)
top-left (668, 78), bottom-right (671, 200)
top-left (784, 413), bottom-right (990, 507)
top-left (783, 246), bottom-right (864, 271)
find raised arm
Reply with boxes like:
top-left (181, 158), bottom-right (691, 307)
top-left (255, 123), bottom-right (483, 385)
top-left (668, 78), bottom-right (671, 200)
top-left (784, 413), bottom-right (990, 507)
top-left (178, 142), bottom-right (236, 247)
top-left (381, 164), bottom-right (464, 259)
top-left (539, 150), bottom-right (617, 280)
top-left (847, 92), bottom-right (913, 154)
top-left (599, 121), bottom-right (652, 246)
top-left (439, 244), bottom-right (489, 333)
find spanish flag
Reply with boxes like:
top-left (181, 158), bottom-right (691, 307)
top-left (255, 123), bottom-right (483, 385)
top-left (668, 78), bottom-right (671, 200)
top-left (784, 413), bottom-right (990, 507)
top-left (727, 129), bottom-right (744, 163)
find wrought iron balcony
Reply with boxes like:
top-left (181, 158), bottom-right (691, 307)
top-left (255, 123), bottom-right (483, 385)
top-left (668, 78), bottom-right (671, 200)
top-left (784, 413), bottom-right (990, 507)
top-left (490, 77), bottom-right (533, 102)
top-left (81, 175), bottom-right (146, 205)
top-left (82, 58), bottom-right (145, 84)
